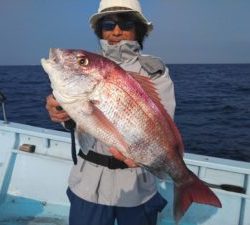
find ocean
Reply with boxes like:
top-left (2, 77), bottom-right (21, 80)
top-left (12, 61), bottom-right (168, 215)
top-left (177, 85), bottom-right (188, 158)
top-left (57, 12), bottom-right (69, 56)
top-left (0, 64), bottom-right (250, 162)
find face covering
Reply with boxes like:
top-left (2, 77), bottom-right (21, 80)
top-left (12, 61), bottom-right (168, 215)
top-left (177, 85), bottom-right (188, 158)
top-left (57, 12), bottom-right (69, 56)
top-left (100, 39), bottom-right (140, 65)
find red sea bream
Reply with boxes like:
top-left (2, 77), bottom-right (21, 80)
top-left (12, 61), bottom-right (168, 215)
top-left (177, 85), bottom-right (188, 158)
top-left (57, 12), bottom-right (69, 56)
top-left (41, 48), bottom-right (222, 223)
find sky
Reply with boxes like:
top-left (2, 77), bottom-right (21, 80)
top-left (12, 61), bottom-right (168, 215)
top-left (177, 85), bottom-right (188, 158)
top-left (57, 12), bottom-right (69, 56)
top-left (0, 0), bottom-right (249, 65)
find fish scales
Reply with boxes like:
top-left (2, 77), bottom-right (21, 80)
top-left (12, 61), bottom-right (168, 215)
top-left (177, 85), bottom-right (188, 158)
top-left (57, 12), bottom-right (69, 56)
top-left (93, 80), bottom-right (164, 164)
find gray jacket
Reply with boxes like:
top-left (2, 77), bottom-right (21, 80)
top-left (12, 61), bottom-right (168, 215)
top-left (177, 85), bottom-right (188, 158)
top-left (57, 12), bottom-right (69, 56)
top-left (68, 40), bottom-right (176, 207)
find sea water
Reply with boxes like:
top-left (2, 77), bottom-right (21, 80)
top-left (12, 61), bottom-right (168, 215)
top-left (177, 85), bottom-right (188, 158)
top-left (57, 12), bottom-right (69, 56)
top-left (0, 64), bottom-right (250, 162)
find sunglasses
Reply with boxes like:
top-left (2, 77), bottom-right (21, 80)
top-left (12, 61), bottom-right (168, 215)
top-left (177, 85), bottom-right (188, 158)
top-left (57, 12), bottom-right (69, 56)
top-left (101, 20), bottom-right (135, 31)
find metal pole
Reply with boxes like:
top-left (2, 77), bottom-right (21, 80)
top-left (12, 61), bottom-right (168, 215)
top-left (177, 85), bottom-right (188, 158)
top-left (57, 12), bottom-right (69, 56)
top-left (0, 91), bottom-right (8, 124)
top-left (1, 102), bottom-right (8, 124)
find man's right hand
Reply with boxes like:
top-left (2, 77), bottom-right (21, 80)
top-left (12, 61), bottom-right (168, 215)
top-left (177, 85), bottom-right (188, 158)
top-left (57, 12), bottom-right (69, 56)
top-left (46, 94), bottom-right (70, 122)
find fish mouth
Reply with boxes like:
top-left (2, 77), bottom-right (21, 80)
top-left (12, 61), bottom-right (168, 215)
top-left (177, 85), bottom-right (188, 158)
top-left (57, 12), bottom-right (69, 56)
top-left (49, 48), bottom-right (62, 63)
top-left (41, 48), bottom-right (61, 66)
top-left (41, 48), bottom-right (63, 75)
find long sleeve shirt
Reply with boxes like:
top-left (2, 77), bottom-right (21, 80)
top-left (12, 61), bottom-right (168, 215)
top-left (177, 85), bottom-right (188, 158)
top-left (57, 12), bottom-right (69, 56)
top-left (68, 40), bottom-right (176, 207)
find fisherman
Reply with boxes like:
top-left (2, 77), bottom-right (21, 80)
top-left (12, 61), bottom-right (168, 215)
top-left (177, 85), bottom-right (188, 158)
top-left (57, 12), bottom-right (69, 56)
top-left (46, 0), bottom-right (176, 224)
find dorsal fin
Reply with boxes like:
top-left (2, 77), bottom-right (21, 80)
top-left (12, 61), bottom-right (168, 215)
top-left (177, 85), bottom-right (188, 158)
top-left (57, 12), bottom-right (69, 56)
top-left (128, 71), bottom-right (184, 156)
top-left (128, 71), bottom-right (162, 108)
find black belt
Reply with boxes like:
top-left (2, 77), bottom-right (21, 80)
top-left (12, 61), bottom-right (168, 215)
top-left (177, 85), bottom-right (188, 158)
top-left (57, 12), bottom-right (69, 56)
top-left (78, 150), bottom-right (129, 169)
top-left (63, 117), bottom-right (128, 169)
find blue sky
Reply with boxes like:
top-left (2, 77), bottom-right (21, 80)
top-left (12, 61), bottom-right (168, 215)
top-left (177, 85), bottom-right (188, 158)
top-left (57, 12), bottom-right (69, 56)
top-left (0, 0), bottom-right (249, 65)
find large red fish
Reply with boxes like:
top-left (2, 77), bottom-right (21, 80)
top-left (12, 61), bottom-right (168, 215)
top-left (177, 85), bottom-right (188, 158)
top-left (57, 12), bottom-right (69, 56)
top-left (41, 48), bottom-right (221, 222)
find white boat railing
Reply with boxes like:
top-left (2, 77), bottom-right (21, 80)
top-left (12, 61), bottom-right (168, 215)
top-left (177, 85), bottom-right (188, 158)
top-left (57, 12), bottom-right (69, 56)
top-left (1, 120), bottom-right (250, 225)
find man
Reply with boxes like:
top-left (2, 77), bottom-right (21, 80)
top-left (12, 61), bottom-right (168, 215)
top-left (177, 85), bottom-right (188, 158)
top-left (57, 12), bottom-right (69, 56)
top-left (46, 0), bottom-right (176, 224)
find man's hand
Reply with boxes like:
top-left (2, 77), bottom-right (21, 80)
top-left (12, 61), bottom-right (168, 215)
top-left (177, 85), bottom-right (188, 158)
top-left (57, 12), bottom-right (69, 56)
top-left (109, 147), bottom-right (138, 168)
top-left (46, 94), bottom-right (70, 122)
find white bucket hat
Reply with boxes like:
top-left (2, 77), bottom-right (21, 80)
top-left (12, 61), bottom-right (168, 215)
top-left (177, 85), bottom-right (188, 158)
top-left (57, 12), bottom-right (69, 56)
top-left (89, 0), bottom-right (153, 34)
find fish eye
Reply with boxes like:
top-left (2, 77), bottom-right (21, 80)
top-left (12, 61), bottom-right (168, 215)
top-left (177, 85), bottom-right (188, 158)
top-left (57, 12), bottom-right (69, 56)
top-left (78, 57), bottom-right (89, 66)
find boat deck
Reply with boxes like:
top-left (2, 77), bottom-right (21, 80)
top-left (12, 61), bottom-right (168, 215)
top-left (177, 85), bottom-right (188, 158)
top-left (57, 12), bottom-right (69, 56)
top-left (0, 194), bottom-right (193, 225)
top-left (0, 194), bottom-right (68, 225)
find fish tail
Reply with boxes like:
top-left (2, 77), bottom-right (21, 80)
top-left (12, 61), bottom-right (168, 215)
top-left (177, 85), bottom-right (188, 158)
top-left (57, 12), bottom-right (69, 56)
top-left (173, 170), bottom-right (222, 223)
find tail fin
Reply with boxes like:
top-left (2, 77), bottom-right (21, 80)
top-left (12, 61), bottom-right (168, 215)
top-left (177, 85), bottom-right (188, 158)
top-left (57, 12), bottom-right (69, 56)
top-left (174, 171), bottom-right (222, 223)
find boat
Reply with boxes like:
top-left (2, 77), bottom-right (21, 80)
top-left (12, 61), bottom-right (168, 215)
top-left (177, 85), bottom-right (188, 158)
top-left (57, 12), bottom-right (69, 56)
top-left (0, 97), bottom-right (250, 225)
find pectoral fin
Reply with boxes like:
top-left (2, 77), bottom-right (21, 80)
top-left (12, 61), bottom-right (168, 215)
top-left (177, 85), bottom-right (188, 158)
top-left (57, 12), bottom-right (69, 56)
top-left (80, 101), bottom-right (129, 154)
